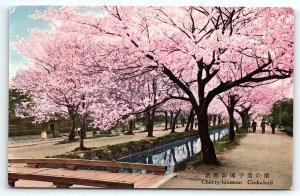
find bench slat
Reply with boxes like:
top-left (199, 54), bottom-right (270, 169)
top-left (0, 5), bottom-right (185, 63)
top-left (8, 158), bottom-right (166, 173)
top-left (8, 172), bottom-right (134, 188)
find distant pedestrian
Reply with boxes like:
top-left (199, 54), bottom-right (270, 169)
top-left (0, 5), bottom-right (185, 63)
top-left (271, 120), bottom-right (276, 134)
top-left (251, 120), bottom-right (257, 133)
top-left (261, 119), bottom-right (266, 134)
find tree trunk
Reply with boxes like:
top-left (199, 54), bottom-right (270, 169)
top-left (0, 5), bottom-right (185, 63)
top-left (217, 115), bottom-right (222, 125)
top-left (79, 117), bottom-right (86, 150)
top-left (49, 121), bottom-right (55, 138)
top-left (133, 119), bottom-right (136, 129)
top-left (181, 116), bottom-right (185, 127)
top-left (83, 125), bottom-right (87, 139)
top-left (146, 109), bottom-right (155, 137)
top-left (185, 109), bottom-right (193, 132)
top-left (169, 112), bottom-right (173, 129)
top-left (68, 117), bottom-right (76, 141)
top-left (122, 124), bottom-right (126, 132)
top-left (171, 110), bottom-right (181, 133)
top-left (164, 111), bottom-right (168, 130)
top-left (213, 115), bottom-right (217, 126)
top-left (190, 112), bottom-right (195, 130)
top-left (197, 111), bottom-right (218, 165)
top-left (236, 106), bottom-right (251, 131)
top-left (234, 118), bottom-right (240, 133)
top-left (127, 120), bottom-right (135, 135)
top-left (241, 113), bottom-right (247, 130)
top-left (228, 108), bottom-right (235, 141)
top-left (220, 94), bottom-right (240, 141)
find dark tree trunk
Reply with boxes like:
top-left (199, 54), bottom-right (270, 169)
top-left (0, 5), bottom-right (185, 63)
top-left (164, 111), bottom-right (168, 130)
top-left (79, 117), bottom-right (86, 150)
top-left (133, 119), bottom-right (136, 129)
top-left (234, 118), bottom-right (240, 133)
top-left (171, 110), bottom-right (181, 133)
top-left (219, 94), bottom-right (240, 141)
top-left (146, 109), bottom-right (155, 137)
top-left (83, 125), bottom-right (87, 138)
top-left (122, 124), bottom-right (126, 132)
top-left (68, 117), bottom-right (76, 141)
top-left (190, 112), bottom-right (195, 130)
top-left (213, 115), bottom-right (217, 126)
top-left (169, 112), bottom-right (173, 129)
top-left (241, 113), bottom-right (247, 130)
top-left (197, 110), bottom-right (218, 165)
top-left (208, 114), bottom-right (213, 126)
top-left (228, 108), bottom-right (235, 141)
top-left (181, 115), bottom-right (185, 127)
top-left (185, 109), bottom-right (193, 132)
top-left (126, 120), bottom-right (135, 135)
top-left (236, 105), bottom-right (252, 131)
top-left (49, 121), bottom-right (55, 138)
top-left (228, 95), bottom-right (240, 141)
top-left (217, 115), bottom-right (222, 125)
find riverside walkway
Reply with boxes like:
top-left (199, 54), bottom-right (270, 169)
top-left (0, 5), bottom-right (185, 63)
top-left (161, 125), bottom-right (293, 189)
top-left (8, 127), bottom-right (185, 159)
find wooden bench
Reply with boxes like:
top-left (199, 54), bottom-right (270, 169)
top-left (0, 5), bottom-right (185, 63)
top-left (8, 169), bottom-right (134, 188)
top-left (8, 158), bottom-right (167, 175)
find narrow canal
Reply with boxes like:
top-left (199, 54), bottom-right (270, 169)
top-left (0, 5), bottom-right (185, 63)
top-left (118, 127), bottom-right (229, 174)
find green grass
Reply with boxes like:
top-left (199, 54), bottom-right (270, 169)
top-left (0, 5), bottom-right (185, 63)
top-left (174, 133), bottom-right (245, 172)
top-left (53, 129), bottom-right (200, 160)
top-left (53, 124), bottom-right (229, 161)
top-left (279, 126), bottom-right (293, 137)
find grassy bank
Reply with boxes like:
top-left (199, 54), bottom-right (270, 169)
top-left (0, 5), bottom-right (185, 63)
top-left (53, 124), bottom-right (229, 161)
top-left (174, 132), bottom-right (245, 172)
top-left (279, 126), bottom-right (293, 137)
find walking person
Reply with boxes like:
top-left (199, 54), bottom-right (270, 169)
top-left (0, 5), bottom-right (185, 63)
top-left (251, 120), bottom-right (257, 133)
top-left (271, 120), bottom-right (276, 134)
top-left (261, 119), bottom-right (266, 134)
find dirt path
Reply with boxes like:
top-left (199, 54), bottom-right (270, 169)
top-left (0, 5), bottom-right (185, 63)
top-left (8, 126), bottom-right (185, 159)
top-left (161, 125), bottom-right (293, 189)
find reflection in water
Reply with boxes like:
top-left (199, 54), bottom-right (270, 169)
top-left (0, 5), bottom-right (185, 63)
top-left (119, 128), bottom-right (229, 174)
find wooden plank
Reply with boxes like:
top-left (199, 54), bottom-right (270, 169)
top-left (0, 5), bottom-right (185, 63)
top-left (8, 172), bottom-right (134, 188)
top-left (87, 172), bottom-right (126, 180)
top-left (115, 173), bottom-right (141, 181)
top-left (107, 173), bottom-right (132, 181)
top-left (133, 174), bottom-right (161, 188)
top-left (15, 180), bottom-right (54, 188)
top-left (136, 175), bottom-right (164, 188)
top-left (33, 168), bottom-right (80, 178)
top-left (8, 167), bottom-right (50, 174)
top-left (9, 158), bottom-right (166, 173)
top-left (126, 174), bottom-right (151, 183)
top-left (66, 170), bottom-right (112, 179)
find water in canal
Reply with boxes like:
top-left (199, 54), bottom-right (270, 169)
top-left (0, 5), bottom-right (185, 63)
top-left (118, 127), bottom-right (229, 174)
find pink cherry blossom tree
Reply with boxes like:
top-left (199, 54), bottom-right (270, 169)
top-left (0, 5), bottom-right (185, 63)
top-left (11, 29), bottom-right (117, 149)
top-left (25, 6), bottom-right (294, 164)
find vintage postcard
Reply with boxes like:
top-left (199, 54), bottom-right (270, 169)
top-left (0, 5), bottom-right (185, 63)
top-left (8, 6), bottom-right (294, 189)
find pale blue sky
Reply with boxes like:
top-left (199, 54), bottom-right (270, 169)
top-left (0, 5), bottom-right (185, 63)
top-left (9, 6), bottom-right (53, 78)
top-left (9, 6), bottom-right (104, 79)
